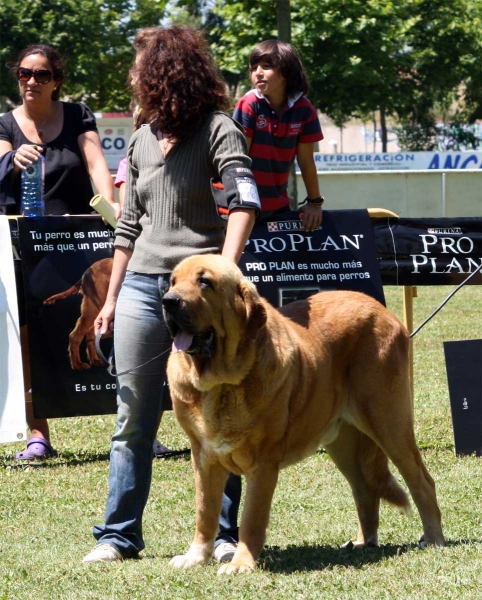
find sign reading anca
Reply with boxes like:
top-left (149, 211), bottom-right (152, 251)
top-left (312, 152), bottom-right (482, 172)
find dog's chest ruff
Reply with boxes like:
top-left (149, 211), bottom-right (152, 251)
top-left (202, 437), bottom-right (237, 456)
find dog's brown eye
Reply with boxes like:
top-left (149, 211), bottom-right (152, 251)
top-left (198, 275), bottom-right (213, 289)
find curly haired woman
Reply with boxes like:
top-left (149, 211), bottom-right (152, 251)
top-left (82, 26), bottom-right (260, 564)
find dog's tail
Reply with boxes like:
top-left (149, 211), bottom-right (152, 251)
top-left (43, 280), bottom-right (82, 305)
top-left (359, 435), bottom-right (412, 516)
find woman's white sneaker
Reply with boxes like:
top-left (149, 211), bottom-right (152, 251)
top-left (83, 544), bottom-right (124, 563)
top-left (213, 542), bottom-right (237, 563)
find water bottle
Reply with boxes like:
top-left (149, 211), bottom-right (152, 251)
top-left (21, 153), bottom-right (45, 217)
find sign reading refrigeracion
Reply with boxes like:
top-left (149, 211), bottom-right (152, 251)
top-left (312, 152), bottom-right (482, 171)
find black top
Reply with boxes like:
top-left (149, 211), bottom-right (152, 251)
top-left (0, 102), bottom-right (97, 215)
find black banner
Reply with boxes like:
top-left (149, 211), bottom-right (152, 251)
top-left (16, 210), bottom-right (385, 418)
top-left (17, 216), bottom-right (117, 418)
top-left (444, 339), bottom-right (482, 456)
top-left (372, 217), bottom-right (482, 286)
top-left (240, 209), bottom-right (386, 306)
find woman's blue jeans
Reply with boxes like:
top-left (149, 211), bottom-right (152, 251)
top-left (92, 272), bottom-right (171, 557)
top-left (92, 271), bottom-right (241, 557)
top-left (215, 473), bottom-right (241, 549)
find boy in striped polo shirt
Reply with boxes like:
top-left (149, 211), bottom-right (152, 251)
top-left (233, 39), bottom-right (324, 233)
top-left (214, 40), bottom-right (325, 564)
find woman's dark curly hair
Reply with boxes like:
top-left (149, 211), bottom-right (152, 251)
top-left (249, 40), bottom-right (309, 98)
top-left (12, 44), bottom-right (65, 101)
top-left (131, 26), bottom-right (230, 139)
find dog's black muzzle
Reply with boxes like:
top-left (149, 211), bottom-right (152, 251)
top-left (162, 291), bottom-right (215, 357)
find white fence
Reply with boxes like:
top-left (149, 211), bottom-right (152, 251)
top-left (296, 169), bottom-right (482, 218)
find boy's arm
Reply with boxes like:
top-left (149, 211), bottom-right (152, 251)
top-left (297, 142), bottom-right (323, 232)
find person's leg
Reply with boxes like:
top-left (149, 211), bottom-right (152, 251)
top-left (25, 401), bottom-right (50, 440)
top-left (89, 273), bottom-right (171, 559)
top-left (16, 325), bottom-right (55, 460)
top-left (22, 324), bottom-right (49, 438)
top-left (215, 473), bottom-right (242, 549)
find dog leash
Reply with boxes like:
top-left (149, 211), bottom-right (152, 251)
top-left (94, 331), bottom-right (191, 458)
top-left (94, 330), bottom-right (171, 377)
top-left (409, 265), bottom-right (482, 338)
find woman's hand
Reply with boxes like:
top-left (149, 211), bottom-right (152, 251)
top-left (111, 202), bottom-right (122, 222)
top-left (94, 300), bottom-right (116, 337)
top-left (13, 144), bottom-right (43, 170)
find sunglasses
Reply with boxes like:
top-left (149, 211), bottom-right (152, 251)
top-left (17, 67), bottom-right (54, 84)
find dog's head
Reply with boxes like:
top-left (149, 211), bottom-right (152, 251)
top-left (163, 254), bottom-right (267, 362)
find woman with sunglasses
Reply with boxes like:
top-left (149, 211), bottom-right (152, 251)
top-left (0, 44), bottom-right (118, 461)
top-left (0, 44), bottom-right (116, 216)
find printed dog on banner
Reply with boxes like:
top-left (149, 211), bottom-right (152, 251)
top-left (17, 216), bottom-right (117, 419)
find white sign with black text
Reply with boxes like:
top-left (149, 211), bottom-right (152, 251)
top-left (0, 216), bottom-right (27, 444)
top-left (312, 151), bottom-right (482, 172)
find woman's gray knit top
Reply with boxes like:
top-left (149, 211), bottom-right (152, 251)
top-left (114, 111), bottom-right (251, 274)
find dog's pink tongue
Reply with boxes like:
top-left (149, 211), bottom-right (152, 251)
top-left (172, 331), bottom-right (193, 353)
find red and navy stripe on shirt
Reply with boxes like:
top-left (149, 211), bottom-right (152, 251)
top-left (233, 90), bottom-right (323, 211)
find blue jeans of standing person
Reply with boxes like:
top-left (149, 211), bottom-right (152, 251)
top-left (215, 473), bottom-right (241, 549)
top-left (92, 271), bottom-right (171, 558)
top-left (92, 271), bottom-right (241, 557)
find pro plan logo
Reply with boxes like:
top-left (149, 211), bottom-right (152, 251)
top-left (428, 227), bottom-right (463, 235)
top-left (256, 115), bottom-right (268, 129)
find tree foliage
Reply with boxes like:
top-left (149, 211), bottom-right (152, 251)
top-left (0, 0), bottom-right (168, 112)
top-left (3, 0), bottom-right (479, 143)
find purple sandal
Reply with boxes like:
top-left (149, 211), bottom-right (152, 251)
top-left (15, 437), bottom-right (58, 461)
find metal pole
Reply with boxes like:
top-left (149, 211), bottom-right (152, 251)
top-left (276, 1), bottom-right (298, 209)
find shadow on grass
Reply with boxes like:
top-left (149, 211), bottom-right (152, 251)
top-left (1, 448), bottom-right (191, 469)
top-left (258, 541), bottom-right (436, 573)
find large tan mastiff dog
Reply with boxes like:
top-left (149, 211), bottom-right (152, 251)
top-left (163, 254), bottom-right (445, 574)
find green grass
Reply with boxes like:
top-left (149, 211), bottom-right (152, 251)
top-left (1, 285), bottom-right (481, 600)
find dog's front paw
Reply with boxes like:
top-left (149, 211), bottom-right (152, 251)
top-left (169, 548), bottom-right (211, 569)
top-left (169, 554), bottom-right (205, 569)
top-left (217, 560), bottom-right (255, 575)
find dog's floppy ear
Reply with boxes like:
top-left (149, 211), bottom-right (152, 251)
top-left (237, 280), bottom-right (267, 340)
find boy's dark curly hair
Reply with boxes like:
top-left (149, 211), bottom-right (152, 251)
top-left (131, 26), bottom-right (230, 139)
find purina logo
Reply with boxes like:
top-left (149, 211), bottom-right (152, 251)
top-left (267, 220), bottom-right (320, 233)
top-left (427, 227), bottom-right (463, 235)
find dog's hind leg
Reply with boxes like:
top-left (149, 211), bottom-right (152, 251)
top-left (85, 327), bottom-right (105, 367)
top-left (68, 296), bottom-right (96, 370)
top-left (325, 422), bottom-right (385, 548)
top-left (369, 422), bottom-right (445, 548)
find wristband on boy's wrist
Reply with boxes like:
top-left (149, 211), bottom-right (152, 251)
top-left (303, 195), bottom-right (325, 207)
